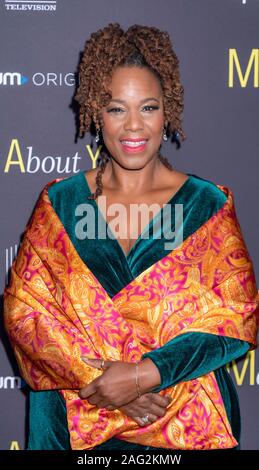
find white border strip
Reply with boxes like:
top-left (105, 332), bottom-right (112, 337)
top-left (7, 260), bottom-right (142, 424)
top-left (5, 1), bottom-right (56, 4)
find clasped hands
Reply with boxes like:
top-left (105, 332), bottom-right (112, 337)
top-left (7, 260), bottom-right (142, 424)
top-left (79, 357), bottom-right (172, 427)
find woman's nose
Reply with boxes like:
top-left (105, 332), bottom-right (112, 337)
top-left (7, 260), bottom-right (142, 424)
top-left (124, 111), bottom-right (144, 131)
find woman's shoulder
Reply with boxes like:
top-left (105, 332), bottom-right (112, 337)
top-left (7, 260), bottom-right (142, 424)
top-left (47, 171), bottom-right (84, 200)
top-left (182, 173), bottom-right (228, 223)
top-left (188, 172), bottom-right (228, 205)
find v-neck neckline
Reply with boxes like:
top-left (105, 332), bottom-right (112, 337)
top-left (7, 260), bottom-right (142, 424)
top-left (80, 171), bottom-right (193, 262)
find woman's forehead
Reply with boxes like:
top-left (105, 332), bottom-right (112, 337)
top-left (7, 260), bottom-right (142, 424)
top-left (107, 66), bottom-right (163, 97)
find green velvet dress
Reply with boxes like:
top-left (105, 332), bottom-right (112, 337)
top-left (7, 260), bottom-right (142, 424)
top-left (27, 171), bottom-right (249, 451)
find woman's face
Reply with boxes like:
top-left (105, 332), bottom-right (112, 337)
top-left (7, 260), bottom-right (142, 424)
top-left (100, 66), bottom-right (165, 169)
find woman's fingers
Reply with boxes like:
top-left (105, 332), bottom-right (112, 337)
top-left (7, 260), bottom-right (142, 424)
top-left (96, 400), bottom-right (111, 409)
top-left (147, 403), bottom-right (167, 418)
top-left (105, 404), bottom-right (116, 411)
top-left (133, 416), bottom-right (146, 427)
top-left (147, 393), bottom-right (172, 408)
top-left (102, 392), bottom-right (172, 423)
top-left (134, 393), bottom-right (171, 418)
top-left (143, 413), bottom-right (158, 424)
top-left (129, 404), bottom-right (166, 422)
top-left (134, 414), bottom-right (158, 427)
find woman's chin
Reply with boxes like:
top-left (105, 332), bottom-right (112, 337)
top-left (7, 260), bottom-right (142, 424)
top-left (110, 155), bottom-right (149, 170)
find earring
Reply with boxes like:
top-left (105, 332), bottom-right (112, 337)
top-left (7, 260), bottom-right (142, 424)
top-left (174, 130), bottom-right (180, 140)
top-left (163, 126), bottom-right (168, 141)
top-left (95, 128), bottom-right (100, 143)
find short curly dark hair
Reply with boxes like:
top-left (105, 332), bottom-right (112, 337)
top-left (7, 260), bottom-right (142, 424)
top-left (75, 22), bottom-right (186, 199)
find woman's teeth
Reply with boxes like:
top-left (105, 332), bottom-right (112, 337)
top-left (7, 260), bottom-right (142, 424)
top-left (121, 141), bottom-right (147, 147)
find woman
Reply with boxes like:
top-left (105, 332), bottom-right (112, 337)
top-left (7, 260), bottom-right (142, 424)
top-left (4, 23), bottom-right (259, 451)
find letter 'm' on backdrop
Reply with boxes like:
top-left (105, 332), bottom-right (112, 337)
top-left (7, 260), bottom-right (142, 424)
top-left (1, 0), bottom-right (258, 450)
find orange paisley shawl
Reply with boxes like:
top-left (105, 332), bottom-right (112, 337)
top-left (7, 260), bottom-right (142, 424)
top-left (3, 179), bottom-right (259, 450)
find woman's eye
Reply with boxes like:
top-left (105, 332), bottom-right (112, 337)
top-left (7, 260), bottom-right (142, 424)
top-left (142, 105), bottom-right (159, 112)
top-left (107, 108), bottom-right (123, 113)
top-left (107, 105), bottom-right (159, 113)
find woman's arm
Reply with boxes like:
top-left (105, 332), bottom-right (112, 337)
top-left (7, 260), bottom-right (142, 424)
top-left (138, 332), bottom-right (250, 393)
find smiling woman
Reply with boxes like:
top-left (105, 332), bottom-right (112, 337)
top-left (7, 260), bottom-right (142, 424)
top-left (75, 45), bottom-right (188, 258)
top-left (3, 22), bottom-right (259, 452)
top-left (103, 73), bottom-right (164, 159)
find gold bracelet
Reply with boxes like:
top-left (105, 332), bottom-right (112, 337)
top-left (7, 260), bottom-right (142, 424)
top-left (135, 360), bottom-right (141, 398)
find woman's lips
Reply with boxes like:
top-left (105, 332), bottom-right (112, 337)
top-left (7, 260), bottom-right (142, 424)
top-left (120, 140), bottom-right (148, 153)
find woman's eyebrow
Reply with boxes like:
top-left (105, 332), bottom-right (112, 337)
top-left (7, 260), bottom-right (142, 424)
top-left (109, 97), bottom-right (160, 104)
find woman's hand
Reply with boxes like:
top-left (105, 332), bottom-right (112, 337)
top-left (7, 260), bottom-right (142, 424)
top-left (79, 357), bottom-right (162, 409)
top-left (118, 392), bottom-right (172, 427)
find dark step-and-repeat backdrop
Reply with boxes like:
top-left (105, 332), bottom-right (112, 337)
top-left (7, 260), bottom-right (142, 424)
top-left (1, 0), bottom-right (258, 451)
